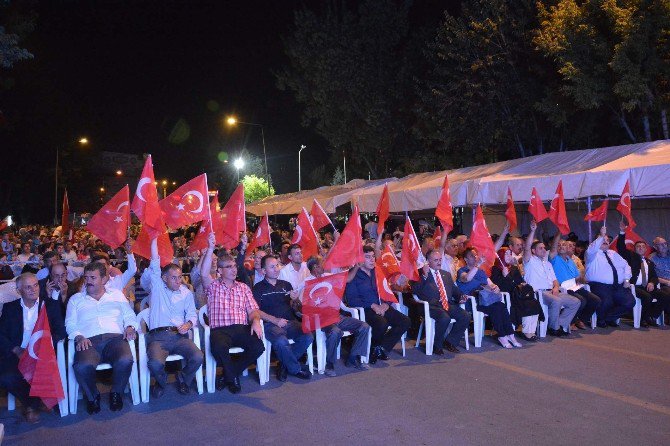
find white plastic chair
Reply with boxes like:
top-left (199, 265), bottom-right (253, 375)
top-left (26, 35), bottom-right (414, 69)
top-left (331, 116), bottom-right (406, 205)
top-left (198, 305), bottom-right (267, 393)
top-left (470, 293), bottom-right (506, 348)
top-left (7, 339), bottom-right (68, 417)
top-left (615, 286), bottom-right (642, 328)
top-left (136, 309), bottom-right (204, 402)
top-left (413, 294), bottom-right (470, 354)
top-left (314, 302), bottom-right (367, 374)
top-left (67, 337), bottom-right (140, 414)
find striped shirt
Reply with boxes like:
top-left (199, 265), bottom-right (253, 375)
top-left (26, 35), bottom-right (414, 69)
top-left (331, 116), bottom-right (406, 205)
top-left (205, 279), bottom-right (258, 328)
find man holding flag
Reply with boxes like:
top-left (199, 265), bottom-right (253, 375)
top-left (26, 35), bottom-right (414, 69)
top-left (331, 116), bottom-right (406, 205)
top-left (0, 273), bottom-right (66, 423)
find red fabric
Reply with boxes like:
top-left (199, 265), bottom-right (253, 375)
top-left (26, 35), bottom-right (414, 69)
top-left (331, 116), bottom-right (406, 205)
top-left (132, 225), bottom-right (173, 267)
top-left (470, 204), bottom-right (496, 266)
top-left (61, 190), bottom-right (70, 241)
top-left (188, 194), bottom-right (221, 254)
top-left (616, 180), bottom-right (636, 228)
top-left (291, 207), bottom-right (319, 259)
top-left (505, 187), bottom-right (517, 232)
top-left (246, 212), bottom-right (271, 255)
top-left (86, 185), bottom-right (130, 249)
top-left (159, 174), bottom-right (210, 230)
top-left (375, 269), bottom-right (398, 303)
top-left (376, 184), bottom-right (390, 235)
top-left (310, 199), bottom-right (333, 231)
top-left (18, 305), bottom-right (64, 409)
top-left (548, 180), bottom-right (570, 235)
top-left (301, 271), bottom-right (348, 333)
top-left (610, 228), bottom-right (651, 256)
top-left (131, 155), bottom-right (164, 238)
top-left (528, 187), bottom-right (549, 223)
top-left (220, 184), bottom-right (246, 248)
top-left (0, 216), bottom-right (8, 232)
top-left (435, 175), bottom-right (453, 233)
top-left (584, 199), bottom-right (609, 222)
top-left (323, 206), bottom-right (364, 270)
top-left (433, 226), bottom-right (442, 249)
top-left (400, 217), bottom-right (420, 281)
top-left (377, 244), bottom-right (401, 279)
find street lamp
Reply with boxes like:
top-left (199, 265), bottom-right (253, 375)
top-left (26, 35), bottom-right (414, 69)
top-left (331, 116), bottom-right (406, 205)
top-left (55, 137), bottom-right (89, 224)
top-left (298, 145), bottom-right (306, 191)
top-left (234, 157), bottom-right (245, 182)
top-left (161, 179), bottom-right (168, 199)
top-left (226, 115), bottom-right (270, 193)
top-left (116, 170), bottom-right (123, 176)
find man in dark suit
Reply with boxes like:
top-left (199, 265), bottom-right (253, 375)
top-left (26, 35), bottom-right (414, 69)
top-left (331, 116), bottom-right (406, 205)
top-left (38, 262), bottom-right (78, 317)
top-left (0, 272), bottom-right (66, 423)
top-left (412, 249), bottom-right (470, 354)
top-left (618, 231), bottom-right (670, 327)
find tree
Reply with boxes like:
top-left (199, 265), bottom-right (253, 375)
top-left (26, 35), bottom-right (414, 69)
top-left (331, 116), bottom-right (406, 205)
top-left (241, 175), bottom-right (274, 204)
top-left (331, 165), bottom-right (345, 186)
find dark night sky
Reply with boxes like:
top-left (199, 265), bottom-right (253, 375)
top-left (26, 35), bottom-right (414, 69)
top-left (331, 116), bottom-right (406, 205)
top-left (1, 0), bottom-right (453, 222)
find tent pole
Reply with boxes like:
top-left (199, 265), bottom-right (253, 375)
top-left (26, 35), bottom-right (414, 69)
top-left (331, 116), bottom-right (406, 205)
top-left (587, 196), bottom-right (592, 243)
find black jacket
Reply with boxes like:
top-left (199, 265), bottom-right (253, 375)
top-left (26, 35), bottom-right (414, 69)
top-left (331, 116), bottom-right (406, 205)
top-left (617, 235), bottom-right (658, 286)
top-left (412, 268), bottom-right (463, 309)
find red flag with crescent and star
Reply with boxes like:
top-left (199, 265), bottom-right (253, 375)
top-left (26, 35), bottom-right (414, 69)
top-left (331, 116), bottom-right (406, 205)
top-left (376, 184), bottom-right (390, 236)
top-left (376, 244), bottom-right (401, 280)
top-left (400, 216), bottom-right (421, 281)
top-left (470, 204), bottom-right (496, 266)
top-left (435, 175), bottom-right (453, 234)
top-left (291, 207), bottom-right (319, 259)
top-left (159, 174), bottom-right (211, 230)
top-left (548, 180), bottom-right (570, 235)
top-left (323, 206), bottom-right (364, 270)
top-left (375, 268), bottom-right (398, 303)
top-left (616, 180), bottom-right (636, 228)
top-left (301, 271), bottom-right (348, 333)
top-left (188, 194), bottom-right (226, 254)
top-left (220, 184), bottom-right (247, 249)
top-left (528, 187), bottom-right (549, 223)
top-left (584, 199), bottom-right (609, 222)
top-left (18, 305), bottom-right (64, 409)
top-left (131, 155), bottom-right (163, 238)
top-left (310, 199), bottom-right (333, 231)
top-left (86, 185), bottom-right (130, 249)
top-left (132, 225), bottom-right (174, 267)
top-left (246, 212), bottom-right (272, 255)
top-left (505, 187), bottom-right (517, 232)
top-left (610, 227), bottom-right (651, 256)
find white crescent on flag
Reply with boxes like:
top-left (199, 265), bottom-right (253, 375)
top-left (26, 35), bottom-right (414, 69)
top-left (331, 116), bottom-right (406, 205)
top-left (550, 193), bottom-right (559, 210)
top-left (116, 201), bottom-right (129, 212)
top-left (620, 192), bottom-right (630, 208)
top-left (309, 281), bottom-right (333, 306)
top-left (293, 225), bottom-right (303, 243)
top-left (184, 190), bottom-right (204, 213)
top-left (136, 177), bottom-right (151, 202)
top-left (27, 330), bottom-right (45, 360)
top-left (382, 277), bottom-right (393, 295)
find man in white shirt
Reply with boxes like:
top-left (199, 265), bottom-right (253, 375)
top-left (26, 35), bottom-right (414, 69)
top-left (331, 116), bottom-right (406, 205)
top-left (66, 262), bottom-right (138, 414)
top-left (523, 221), bottom-right (580, 337)
top-left (145, 237), bottom-right (202, 399)
top-left (91, 251), bottom-right (137, 294)
top-left (62, 241), bottom-right (78, 263)
top-left (438, 236), bottom-right (460, 282)
top-left (16, 243), bottom-right (37, 265)
top-left (585, 225), bottom-right (635, 328)
top-left (278, 244), bottom-right (310, 292)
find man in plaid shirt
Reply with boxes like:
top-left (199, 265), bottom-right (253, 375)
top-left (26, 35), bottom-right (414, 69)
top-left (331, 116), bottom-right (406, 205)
top-left (201, 233), bottom-right (264, 394)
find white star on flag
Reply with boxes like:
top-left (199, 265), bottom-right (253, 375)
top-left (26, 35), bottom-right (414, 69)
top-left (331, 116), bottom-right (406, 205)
top-left (114, 216), bottom-right (123, 223)
top-left (176, 203), bottom-right (185, 211)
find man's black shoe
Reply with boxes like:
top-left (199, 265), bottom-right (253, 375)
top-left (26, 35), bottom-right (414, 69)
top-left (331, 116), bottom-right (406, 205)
top-left (86, 394), bottom-right (101, 415)
top-left (607, 320), bottom-right (620, 327)
top-left (432, 346), bottom-right (444, 355)
top-left (346, 356), bottom-right (369, 370)
top-left (547, 328), bottom-right (564, 337)
top-left (177, 382), bottom-right (190, 395)
top-left (109, 392), bottom-right (123, 411)
top-left (276, 363), bottom-right (288, 382)
top-left (647, 317), bottom-right (660, 327)
top-left (557, 327), bottom-right (572, 338)
top-left (151, 384), bottom-right (164, 399)
top-left (293, 370), bottom-right (312, 380)
top-left (215, 377), bottom-right (226, 391)
top-left (375, 346), bottom-right (389, 361)
top-left (596, 321), bottom-right (608, 328)
top-left (368, 348), bottom-right (378, 365)
top-left (227, 376), bottom-right (242, 394)
top-left (443, 341), bottom-right (460, 353)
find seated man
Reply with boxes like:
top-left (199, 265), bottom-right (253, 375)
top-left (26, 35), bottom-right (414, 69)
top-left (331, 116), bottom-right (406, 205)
top-left (278, 244), bottom-right (310, 292)
top-left (35, 251), bottom-right (59, 281)
top-left (0, 273), bottom-right (66, 423)
top-left (145, 237), bottom-right (203, 398)
top-left (585, 225), bottom-right (635, 328)
top-left (345, 245), bottom-right (410, 363)
top-left (305, 255), bottom-right (370, 376)
top-left (65, 262), bottom-right (138, 414)
top-left (90, 246), bottom-right (137, 293)
top-left (38, 261), bottom-right (78, 316)
top-left (200, 233), bottom-right (264, 394)
top-left (651, 236), bottom-right (670, 290)
top-left (618, 226), bottom-right (670, 327)
top-left (524, 221), bottom-right (581, 337)
top-left (253, 255), bottom-right (312, 381)
top-left (236, 233), bottom-right (267, 287)
top-left (412, 249), bottom-right (469, 354)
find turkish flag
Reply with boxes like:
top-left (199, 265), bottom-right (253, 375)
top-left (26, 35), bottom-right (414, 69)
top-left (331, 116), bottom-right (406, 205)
top-left (616, 180), bottom-right (636, 228)
top-left (505, 187), bottom-right (517, 232)
top-left (584, 199), bottom-right (609, 222)
top-left (131, 155), bottom-right (164, 238)
top-left (610, 227), bottom-right (651, 256)
top-left (548, 180), bottom-right (570, 235)
top-left (301, 271), bottom-right (348, 333)
top-left (400, 217), bottom-right (421, 281)
top-left (310, 199), bottom-right (333, 231)
top-left (220, 184), bottom-right (246, 248)
top-left (132, 225), bottom-right (174, 267)
top-left (376, 244), bottom-right (401, 284)
top-left (323, 206), bottom-right (364, 270)
top-left (435, 175), bottom-right (453, 233)
top-left (86, 185), bottom-right (130, 249)
top-left (188, 194), bottom-right (222, 254)
top-left (61, 190), bottom-right (71, 241)
top-left (528, 187), bottom-right (549, 223)
top-left (470, 204), bottom-right (496, 266)
top-left (246, 212), bottom-right (272, 255)
top-left (376, 184), bottom-right (390, 236)
top-left (375, 269), bottom-right (398, 303)
top-left (291, 208), bottom-right (319, 259)
top-left (18, 305), bottom-right (64, 409)
top-left (159, 174), bottom-right (210, 230)
top-left (433, 226), bottom-right (442, 249)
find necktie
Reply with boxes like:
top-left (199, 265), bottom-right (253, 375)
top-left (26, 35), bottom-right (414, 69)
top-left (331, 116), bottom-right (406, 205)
top-left (434, 270), bottom-right (450, 311)
top-left (603, 251), bottom-right (619, 285)
top-left (641, 258), bottom-right (647, 286)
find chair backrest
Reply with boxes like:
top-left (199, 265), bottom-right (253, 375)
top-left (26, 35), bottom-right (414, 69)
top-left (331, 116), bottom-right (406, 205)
top-left (136, 308), bottom-right (150, 334)
top-left (198, 304), bottom-right (208, 328)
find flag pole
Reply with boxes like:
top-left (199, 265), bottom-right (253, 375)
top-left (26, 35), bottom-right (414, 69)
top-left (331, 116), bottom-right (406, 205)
top-left (205, 173), bottom-right (214, 233)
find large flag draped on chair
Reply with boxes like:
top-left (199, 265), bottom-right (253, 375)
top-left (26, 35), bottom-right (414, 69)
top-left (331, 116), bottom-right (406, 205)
top-left (470, 204), bottom-right (496, 266)
top-left (159, 174), bottom-right (211, 230)
top-left (548, 180), bottom-right (570, 235)
top-left (584, 199), bottom-right (609, 222)
top-left (616, 180), bottom-right (636, 228)
top-left (86, 185), bottom-right (130, 249)
top-left (400, 216), bottom-right (421, 282)
top-left (435, 175), bottom-right (453, 234)
top-left (323, 206), bottom-right (364, 270)
top-left (18, 305), bottom-right (64, 409)
top-left (291, 207), bottom-right (319, 259)
top-left (505, 187), bottom-right (517, 232)
top-left (301, 271), bottom-right (348, 333)
top-left (528, 187), bottom-right (549, 223)
top-left (131, 155), bottom-right (163, 238)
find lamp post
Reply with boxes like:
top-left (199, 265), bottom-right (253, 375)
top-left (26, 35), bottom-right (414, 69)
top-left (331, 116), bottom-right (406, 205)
top-left (55, 137), bottom-right (89, 224)
top-left (226, 116), bottom-right (270, 194)
top-left (298, 145), bottom-right (306, 191)
top-left (234, 157), bottom-right (245, 182)
top-left (161, 180), bottom-right (168, 199)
